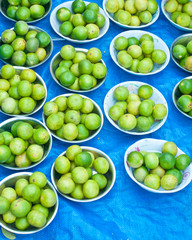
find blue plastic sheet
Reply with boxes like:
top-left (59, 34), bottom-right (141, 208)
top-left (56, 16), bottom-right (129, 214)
top-left (0, 0), bottom-right (192, 239)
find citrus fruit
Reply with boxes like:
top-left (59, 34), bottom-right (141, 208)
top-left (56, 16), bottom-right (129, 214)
top-left (83, 179), bottom-right (99, 198)
top-left (133, 166), bottom-right (149, 182)
top-left (159, 152), bottom-right (176, 170)
top-left (175, 154), bottom-right (191, 170)
top-left (144, 152), bottom-right (159, 169)
top-left (166, 169), bottom-right (183, 185)
top-left (161, 174), bottom-right (178, 190)
top-left (162, 141), bottom-right (177, 156)
top-left (144, 174), bottom-right (160, 190)
top-left (127, 151), bottom-right (144, 168)
top-left (0, 44), bottom-right (14, 60)
top-left (36, 32), bottom-right (50, 48)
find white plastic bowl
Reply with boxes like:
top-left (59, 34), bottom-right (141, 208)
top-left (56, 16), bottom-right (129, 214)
top-left (51, 146), bottom-right (116, 203)
top-left (170, 33), bottom-right (192, 73)
top-left (50, 48), bottom-right (107, 93)
top-left (172, 76), bottom-right (192, 119)
top-left (50, 1), bottom-right (110, 44)
top-left (161, 0), bottom-right (192, 32)
top-left (104, 81), bottom-right (168, 135)
top-left (103, 0), bottom-right (160, 29)
top-left (42, 93), bottom-right (104, 143)
top-left (124, 138), bottom-right (192, 193)
top-left (110, 30), bottom-right (170, 76)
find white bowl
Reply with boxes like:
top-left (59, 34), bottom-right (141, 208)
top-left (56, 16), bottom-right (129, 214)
top-left (124, 138), bottom-right (192, 193)
top-left (103, 0), bottom-right (160, 29)
top-left (170, 33), bottom-right (192, 73)
top-left (104, 81), bottom-right (168, 135)
top-left (172, 76), bottom-right (192, 119)
top-left (110, 30), bottom-right (170, 76)
top-left (161, 0), bottom-right (192, 32)
top-left (50, 48), bottom-right (107, 93)
top-left (51, 146), bottom-right (116, 203)
top-left (42, 93), bottom-right (104, 143)
top-left (0, 172), bottom-right (58, 235)
top-left (0, 66), bottom-right (47, 117)
top-left (50, 1), bottom-right (110, 44)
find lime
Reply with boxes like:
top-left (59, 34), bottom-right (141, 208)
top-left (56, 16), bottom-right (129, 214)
top-left (161, 174), bottom-right (178, 190)
top-left (15, 6), bottom-right (30, 20)
top-left (162, 141), bottom-right (178, 156)
top-left (136, 116), bottom-right (151, 131)
top-left (139, 10), bottom-right (152, 24)
top-left (83, 179), bottom-right (99, 199)
top-left (159, 152), bottom-right (176, 170)
top-left (175, 154), bottom-right (191, 170)
top-left (92, 63), bottom-right (107, 79)
top-left (55, 156), bottom-right (70, 174)
top-left (0, 196), bottom-right (10, 214)
top-left (12, 38), bottom-right (26, 51)
top-left (57, 175), bottom-right (75, 194)
top-left (22, 183), bottom-right (41, 202)
top-left (128, 37), bottom-right (139, 46)
top-left (17, 122), bottom-right (33, 140)
top-left (26, 38), bottom-right (39, 53)
top-left (138, 85), bottom-right (153, 99)
top-left (72, 26), bottom-right (88, 40)
top-left (127, 151), bottom-right (144, 168)
top-left (109, 105), bottom-right (124, 121)
top-left (72, 166), bottom-right (89, 184)
top-left (139, 34), bottom-right (153, 43)
top-left (30, 5), bottom-right (45, 19)
top-left (1, 65), bottom-right (15, 79)
top-left (66, 145), bottom-right (82, 161)
top-left (150, 166), bottom-right (165, 178)
top-left (166, 169), bottom-right (182, 185)
top-left (147, 0), bottom-right (158, 14)
top-left (15, 217), bottom-right (30, 230)
top-left (133, 166), bottom-right (149, 182)
top-left (144, 174), bottom-right (160, 190)
top-left (0, 145), bottom-right (11, 163)
top-left (176, 13), bottom-right (190, 27)
top-left (72, 0), bottom-right (86, 13)
top-left (73, 52), bottom-right (86, 63)
top-left (127, 45), bottom-right (142, 59)
top-left (84, 113), bottom-right (101, 130)
top-left (36, 32), bottom-right (50, 48)
top-left (179, 78), bottom-right (192, 94)
top-left (11, 51), bottom-right (26, 66)
top-left (173, 44), bottom-right (187, 59)
top-left (118, 114), bottom-right (137, 130)
top-left (59, 60), bottom-right (73, 68)
top-left (152, 104), bottom-right (167, 120)
top-left (70, 184), bottom-right (84, 199)
top-left (96, 13), bottom-right (105, 28)
top-left (31, 84), bottom-right (46, 100)
top-left (92, 174), bottom-right (107, 190)
top-left (1, 29), bottom-right (16, 44)
top-left (139, 100), bottom-right (153, 116)
top-left (25, 30), bottom-right (38, 41)
top-left (75, 152), bottom-right (92, 168)
top-left (1, 97), bottom-right (16, 113)
top-left (60, 45), bottom-right (76, 60)
top-left (18, 97), bottom-right (36, 113)
top-left (26, 144), bottom-right (43, 162)
top-left (78, 74), bottom-right (93, 90)
top-left (0, 79), bottom-right (10, 92)
top-left (152, 50), bottom-right (167, 64)
top-left (144, 152), bottom-right (159, 169)
top-left (56, 7), bottom-right (71, 22)
top-left (164, 0), bottom-right (178, 12)
top-left (86, 3), bottom-right (99, 13)
top-left (86, 23), bottom-right (99, 39)
top-left (59, 71), bottom-right (76, 87)
top-left (59, 21), bottom-right (73, 36)
top-left (114, 37), bottom-right (129, 51)
top-left (0, 44), bottom-right (14, 60)
top-left (76, 124), bottom-right (89, 140)
top-left (54, 96), bottom-right (67, 112)
top-left (117, 10), bottom-right (131, 25)
top-left (20, 69), bottom-right (36, 82)
top-left (40, 189), bottom-right (56, 208)
top-left (9, 138), bottom-right (26, 155)
top-left (26, 53), bottom-right (39, 66)
top-left (29, 172), bottom-right (47, 188)
top-left (83, 9), bottom-right (97, 24)
top-left (2, 131), bottom-right (14, 145)
top-left (118, 52), bottom-right (133, 68)
top-left (63, 123), bottom-right (78, 140)
top-left (67, 94), bottom-right (83, 110)
top-left (171, 11), bottom-right (180, 22)
top-left (7, 6), bottom-right (18, 19)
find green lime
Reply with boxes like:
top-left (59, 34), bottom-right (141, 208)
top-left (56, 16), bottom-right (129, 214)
top-left (150, 166), bottom-right (165, 178)
top-left (84, 113), bottom-right (101, 130)
top-left (152, 104), bottom-right (167, 120)
top-left (56, 7), bottom-right (71, 22)
top-left (1, 29), bottom-right (16, 44)
top-left (75, 152), bottom-right (92, 168)
top-left (139, 34), bottom-right (153, 43)
top-left (18, 97), bottom-right (36, 113)
top-left (1, 97), bottom-right (16, 113)
top-left (59, 21), bottom-right (73, 36)
top-left (72, 26), bottom-right (88, 40)
top-left (83, 9), bottom-right (97, 24)
top-left (136, 116), bottom-right (151, 131)
top-left (26, 53), bottom-right (39, 66)
top-left (59, 70), bottom-right (76, 87)
top-left (30, 5), bottom-right (45, 19)
top-left (67, 94), bottom-right (83, 110)
top-left (128, 37), bottom-right (139, 46)
top-left (175, 154), bottom-right (191, 170)
top-left (12, 38), bottom-right (26, 51)
top-left (166, 169), bottom-right (182, 185)
top-left (0, 44), bottom-right (14, 60)
top-left (139, 10), bottom-right (152, 24)
top-left (86, 3), bottom-right (99, 13)
top-left (7, 6), bottom-right (18, 19)
top-left (92, 173), bottom-right (107, 190)
top-left (60, 45), bottom-right (76, 60)
top-left (83, 179), bottom-right (99, 199)
top-left (176, 13), bottom-right (190, 27)
top-left (25, 30), bottom-right (37, 40)
top-left (96, 13), bottom-right (105, 28)
top-left (17, 122), bottom-right (33, 140)
top-left (144, 174), bottom-right (160, 190)
top-left (161, 174), bottom-right (178, 190)
top-left (72, 0), bottom-right (86, 13)
top-left (15, 6), bottom-right (30, 20)
top-left (92, 63), bottom-right (107, 79)
top-left (26, 38), bottom-right (39, 53)
top-left (159, 152), bottom-right (176, 170)
top-left (72, 166), bottom-right (89, 184)
top-left (144, 152), bottom-right (159, 169)
top-left (179, 78), bottom-right (192, 94)
top-left (173, 44), bottom-right (187, 59)
top-left (55, 156), bottom-right (70, 174)
top-left (36, 32), bottom-right (50, 48)
top-left (11, 50), bottom-right (26, 66)
top-left (152, 49), bottom-right (167, 64)
top-left (138, 85), bottom-right (153, 99)
top-left (127, 151), bottom-right (144, 168)
top-left (162, 141), bottom-right (178, 156)
top-left (78, 74), bottom-right (93, 90)
top-left (133, 166), bottom-right (149, 182)
top-left (0, 145), bottom-right (11, 163)
top-left (86, 23), bottom-right (99, 39)
top-left (1, 65), bottom-right (15, 79)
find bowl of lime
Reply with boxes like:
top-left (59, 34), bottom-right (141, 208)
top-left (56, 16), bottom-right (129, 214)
top-left (50, 45), bottom-right (107, 93)
top-left (124, 138), bottom-right (192, 193)
top-left (161, 0), bottom-right (192, 32)
top-left (103, 0), bottom-right (159, 29)
top-left (50, 0), bottom-right (110, 44)
top-left (51, 145), bottom-right (116, 202)
top-left (0, 0), bottom-right (52, 23)
top-left (172, 76), bottom-right (192, 119)
top-left (0, 171), bottom-right (58, 235)
top-left (110, 30), bottom-right (170, 75)
top-left (104, 81), bottom-right (168, 135)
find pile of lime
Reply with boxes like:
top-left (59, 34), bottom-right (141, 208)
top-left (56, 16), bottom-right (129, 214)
top-left (0, 65), bottom-right (46, 115)
top-left (164, 0), bottom-right (192, 29)
top-left (54, 45), bottom-right (107, 91)
top-left (0, 172), bottom-right (57, 230)
top-left (108, 84), bottom-right (167, 132)
top-left (5, 0), bottom-right (51, 22)
top-left (172, 40), bottom-right (192, 72)
top-left (43, 94), bottom-right (102, 141)
top-left (176, 78), bottom-right (192, 116)
top-left (0, 21), bottom-right (51, 67)
top-left (106, 0), bottom-right (158, 27)
top-left (127, 141), bottom-right (191, 190)
top-left (57, 0), bottom-right (106, 40)
top-left (54, 145), bottom-right (110, 200)
top-left (0, 120), bottom-right (50, 168)
top-left (114, 34), bottom-right (167, 74)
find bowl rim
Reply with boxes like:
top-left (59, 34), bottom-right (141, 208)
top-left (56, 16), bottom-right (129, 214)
top-left (110, 30), bottom-right (170, 76)
top-left (0, 26), bottom-right (53, 69)
top-left (0, 116), bottom-right (53, 171)
top-left (50, 47), bottom-right (107, 93)
top-left (170, 33), bottom-right (192, 73)
top-left (0, 171), bottom-right (59, 234)
top-left (0, 66), bottom-right (47, 117)
top-left (124, 138), bottom-right (192, 194)
top-left (161, 0), bottom-right (192, 32)
top-left (103, 81), bottom-right (169, 135)
top-left (42, 93), bottom-right (104, 143)
top-left (49, 0), bottom-right (110, 44)
top-left (102, 0), bottom-right (160, 29)
top-left (51, 146), bottom-right (116, 203)
top-left (0, 0), bottom-right (53, 24)
top-left (172, 75), bottom-right (192, 119)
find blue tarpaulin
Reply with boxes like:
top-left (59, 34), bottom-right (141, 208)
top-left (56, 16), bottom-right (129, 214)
top-left (0, 0), bottom-right (192, 239)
